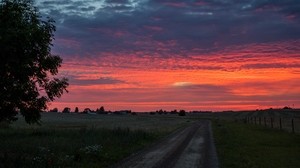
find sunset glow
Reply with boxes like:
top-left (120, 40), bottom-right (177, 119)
top-left (36, 0), bottom-right (300, 112)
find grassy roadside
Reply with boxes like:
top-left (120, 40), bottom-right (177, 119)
top-left (1, 113), bottom-right (193, 168)
top-left (0, 127), bottom-right (162, 168)
top-left (212, 120), bottom-right (300, 168)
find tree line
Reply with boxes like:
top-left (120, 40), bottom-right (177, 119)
top-left (49, 107), bottom-right (187, 116)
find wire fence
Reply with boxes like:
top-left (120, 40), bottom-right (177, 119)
top-left (243, 116), bottom-right (299, 133)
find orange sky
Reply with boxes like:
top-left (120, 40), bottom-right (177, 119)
top-left (36, 0), bottom-right (300, 112)
top-left (49, 40), bottom-right (300, 112)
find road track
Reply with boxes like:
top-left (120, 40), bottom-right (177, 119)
top-left (114, 120), bottom-right (219, 168)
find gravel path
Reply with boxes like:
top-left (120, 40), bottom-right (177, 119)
top-left (114, 120), bottom-right (219, 168)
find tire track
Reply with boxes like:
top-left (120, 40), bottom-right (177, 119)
top-left (114, 120), bottom-right (218, 168)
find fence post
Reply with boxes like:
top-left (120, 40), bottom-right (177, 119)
top-left (264, 117), bottom-right (266, 127)
top-left (292, 119), bottom-right (295, 133)
top-left (271, 117), bottom-right (273, 128)
top-left (259, 117), bottom-right (261, 125)
top-left (279, 118), bottom-right (282, 130)
top-left (255, 117), bottom-right (257, 125)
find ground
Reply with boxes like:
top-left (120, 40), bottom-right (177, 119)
top-left (114, 120), bottom-right (218, 168)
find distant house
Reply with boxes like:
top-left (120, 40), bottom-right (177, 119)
top-left (88, 111), bottom-right (97, 115)
top-left (114, 110), bottom-right (131, 115)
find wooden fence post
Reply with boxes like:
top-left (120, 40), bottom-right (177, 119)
top-left (259, 117), bottom-right (261, 125)
top-left (279, 118), bottom-right (282, 130)
top-left (292, 119), bottom-right (295, 133)
top-left (271, 117), bottom-right (273, 128)
top-left (264, 117), bottom-right (266, 127)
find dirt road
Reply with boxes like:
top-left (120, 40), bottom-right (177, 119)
top-left (114, 120), bottom-right (219, 168)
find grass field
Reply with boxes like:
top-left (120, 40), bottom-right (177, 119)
top-left (213, 120), bottom-right (300, 168)
top-left (1, 111), bottom-right (299, 167)
top-left (0, 113), bottom-right (192, 168)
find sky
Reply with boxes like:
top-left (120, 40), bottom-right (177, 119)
top-left (36, 0), bottom-right (300, 112)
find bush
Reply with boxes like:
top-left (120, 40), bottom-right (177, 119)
top-left (178, 110), bottom-right (186, 116)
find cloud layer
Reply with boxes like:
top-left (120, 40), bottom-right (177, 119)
top-left (37, 0), bottom-right (300, 56)
top-left (35, 0), bottom-right (300, 111)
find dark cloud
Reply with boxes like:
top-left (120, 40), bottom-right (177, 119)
top-left (106, 0), bottom-right (129, 3)
top-left (80, 6), bottom-right (97, 12)
top-left (36, 0), bottom-right (300, 58)
top-left (69, 77), bottom-right (124, 86)
top-left (42, 0), bottom-right (72, 5)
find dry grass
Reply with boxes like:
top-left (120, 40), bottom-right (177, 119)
top-left (213, 120), bottom-right (300, 168)
top-left (1, 112), bottom-right (193, 168)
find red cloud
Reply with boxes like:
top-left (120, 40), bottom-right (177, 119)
top-left (51, 40), bottom-right (300, 112)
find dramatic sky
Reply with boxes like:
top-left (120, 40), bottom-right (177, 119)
top-left (36, 0), bottom-right (300, 112)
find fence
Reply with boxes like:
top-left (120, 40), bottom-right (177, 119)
top-left (243, 116), bottom-right (299, 133)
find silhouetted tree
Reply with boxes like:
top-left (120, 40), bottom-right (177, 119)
top-left (74, 107), bottom-right (79, 113)
top-left (0, 0), bottom-right (68, 124)
top-left (283, 106), bottom-right (292, 110)
top-left (178, 110), bottom-right (186, 116)
top-left (83, 108), bottom-right (91, 113)
top-left (96, 106), bottom-right (106, 114)
top-left (62, 107), bottom-right (70, 113)
top-left (49, 108), bottom-right (58, 113)
top-left (157, 109), bottom-right (163, 114)
top-left (170, 110), bottom-right (178, 114)
top-left (99, 106), bottom-right (105, 112)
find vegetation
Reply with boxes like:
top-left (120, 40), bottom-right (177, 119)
top-left (0, 0), bottom-right (68, 124)
top-left (2, 104), bottom-right (299, 167)
top-left (213, 120), bottom-right (300, 168)
top-left (62, 107), bottom-right (71, 113)
top-left (97, 106), bottom-right (105, 113)
top-left (178, 110), bottom-right (186, 116)
top-left (0, 113), bottom-right (192, 167)
top-left (0, 127), bottom-right (160, 168)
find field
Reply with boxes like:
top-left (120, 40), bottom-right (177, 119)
top-left (1, 110), bottom-right (299, 168)
top-left (213, 120), bottom-right (300, 168)
top-left (211, 109), bottom-right (300, 168)
top-left (0, 113), bottom-right (193, 168)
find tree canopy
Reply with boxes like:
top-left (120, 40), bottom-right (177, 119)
top-left (0, 0), bottom-right (68, 124)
